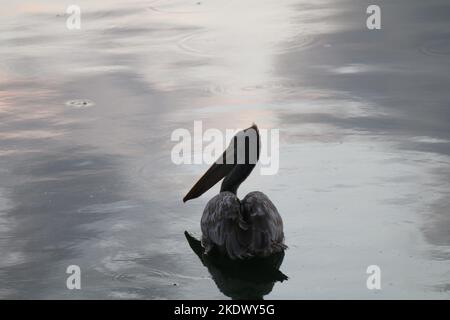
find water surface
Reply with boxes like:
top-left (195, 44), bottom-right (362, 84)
top-left (0, 0), bottom-right (449, 299)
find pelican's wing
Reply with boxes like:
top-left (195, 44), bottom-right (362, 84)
top-left (242, 191), bottom-right (287, 256)
top-left (201, 192), bottom-right (251, 259)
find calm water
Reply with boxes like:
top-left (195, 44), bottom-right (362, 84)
top-left (1, 0), bottom-right (449, 299)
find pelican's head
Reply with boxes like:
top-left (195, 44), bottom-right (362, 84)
top-left (183, 124), bottom-right (260, 202)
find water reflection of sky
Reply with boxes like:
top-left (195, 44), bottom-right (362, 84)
top-left (0, 0), bottom-right (449, 298)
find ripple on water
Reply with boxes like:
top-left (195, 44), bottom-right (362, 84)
top-left (177, 29), bottom-right (317, 58)
top-left (112, 273), bottom-right (136, 282)
top-left (176, 30), bottom-right (214, 57)
top-left (274, 32), bottom-right (318, 54)
top-left (109, 267), bottom-right (208, 287)
top-left (77, 201), bottom-right (139, 214)
top-left (241, 81), bottom-right (300, 94)
top-left (65, 99), bottom-right (95, 108)
top-left (420, 38), bottom-right (450, 57)
top-left (202, 84), bottom-right (230, 96)
top-left (147, 0), bottom-right (207, 15)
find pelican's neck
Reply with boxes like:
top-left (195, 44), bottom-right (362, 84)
top-left (220, 125), bottom-right (260, 196)
top-left (220, 163), bottom-right (256, 195)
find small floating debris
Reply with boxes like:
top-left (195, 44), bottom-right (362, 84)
top-left (65, 99), bottom-right (95, 108)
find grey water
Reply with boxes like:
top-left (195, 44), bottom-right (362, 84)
top-left (0, 0), bottom-right (449, 299)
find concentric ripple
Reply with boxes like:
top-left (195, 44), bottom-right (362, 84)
top-left (65, 99), bottom-right (95, 108)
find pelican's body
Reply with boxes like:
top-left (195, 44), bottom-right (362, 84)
top-left (201, 191), bottom-right (285, 259)
top-left (184, 124), bottom-right (286, 259)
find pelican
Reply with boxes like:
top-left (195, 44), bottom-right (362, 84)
top-left (183, 124), bottom-right (286, 259)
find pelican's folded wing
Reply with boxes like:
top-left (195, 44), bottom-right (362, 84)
top-left (242, 191), bottom-right (287, 256)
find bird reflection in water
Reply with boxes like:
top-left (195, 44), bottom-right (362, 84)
top-left (185, 231), bottom-right (288, 300)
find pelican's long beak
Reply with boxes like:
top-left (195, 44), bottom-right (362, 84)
top-left (183, 160), bottom-right (233, 202)
top-left (183, 124), bottom-right (259, 203)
